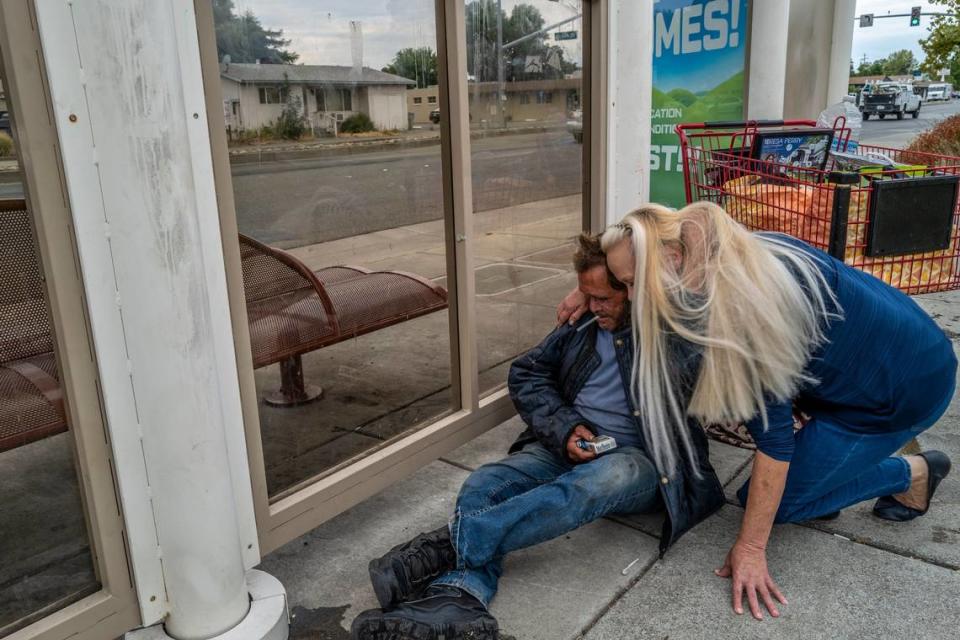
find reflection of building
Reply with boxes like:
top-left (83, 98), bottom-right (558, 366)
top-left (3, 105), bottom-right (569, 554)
top-left (220, 63), bottom-right (415, 133)
top-left (407, 79), bottom-right (581, 125)
top-left (407, 86), bottom-right (441, 123)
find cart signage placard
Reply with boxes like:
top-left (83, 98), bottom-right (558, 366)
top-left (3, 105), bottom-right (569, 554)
top-left (651, 0), bottom-right (750, 206)
top-left (753, 130), bottom-right (834, 170)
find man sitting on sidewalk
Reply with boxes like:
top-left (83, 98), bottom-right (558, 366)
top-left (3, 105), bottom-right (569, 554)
top-left (350, 234), bottom-right (724, 640)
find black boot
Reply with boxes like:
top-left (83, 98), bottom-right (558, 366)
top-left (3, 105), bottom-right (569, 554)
top-left (368, 526), bottom-right (457, 609)
top-left (351, 585), bottom-right (499, 640)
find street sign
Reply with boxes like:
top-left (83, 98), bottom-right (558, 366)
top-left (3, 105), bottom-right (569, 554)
top-left (860, 14), bottom-right (874, 27)
top-left (911, 6), bottom-right (922, 26)
top-left (554, 31), bottom-right (578, 41)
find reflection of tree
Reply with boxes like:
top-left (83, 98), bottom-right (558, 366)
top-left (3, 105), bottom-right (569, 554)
top-left (382, 48), bottom-right (438, 88)
top-left (213, 0), bottom-right (298, 64)
top-left (465, 1), bottom-right (579, 82)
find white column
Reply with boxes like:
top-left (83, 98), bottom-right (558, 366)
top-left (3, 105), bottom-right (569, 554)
top-left (33, 2), bottom-right (285, 640)
top-left (605, 0), bottom-right (654, 224)
top-left (746, 0), bottom-right (791, 120)
top-left (827, 0), bottom-right (857, 105)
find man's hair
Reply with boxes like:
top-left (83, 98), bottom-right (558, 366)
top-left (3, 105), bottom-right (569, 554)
top-left (572, 233), bottom-right (626, 290)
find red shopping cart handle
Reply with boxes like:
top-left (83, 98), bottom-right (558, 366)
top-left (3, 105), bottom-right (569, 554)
top-left (701, 119), bottom-right (785, 128)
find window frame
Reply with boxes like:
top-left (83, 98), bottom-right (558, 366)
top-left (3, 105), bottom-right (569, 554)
top-left (258, 86), bottom-right (288, 104)
top-left (196, 0), bottom-right (603, 554)
top-left (0, 2), bottom-right (140, 639)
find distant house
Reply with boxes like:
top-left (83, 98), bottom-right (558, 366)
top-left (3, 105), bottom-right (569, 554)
top-left (848, 74), bottom-right (917, 90)
top-left (219, 63), bottom-right (415, 134)
top-left (407, 79), bottom-right (581, 125)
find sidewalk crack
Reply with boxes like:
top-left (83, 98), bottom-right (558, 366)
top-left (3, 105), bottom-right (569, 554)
top-left (574, 553), bottom-right (660, 639)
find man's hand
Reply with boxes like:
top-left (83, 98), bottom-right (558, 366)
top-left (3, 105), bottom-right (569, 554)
top-left (715, 541), bottom-right (787, 620)
top-left (565, 425), bottom-right (597, 463)
top-left (557, 288), bottom-right (589, 326)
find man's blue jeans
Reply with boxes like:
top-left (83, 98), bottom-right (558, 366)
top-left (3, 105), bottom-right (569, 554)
top-left (431, 442), bottom-right (660, 608)
top-left (737, 388), bottom-right (954, 523)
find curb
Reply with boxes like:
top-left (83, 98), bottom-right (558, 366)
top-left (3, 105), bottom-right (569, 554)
top-left (228, 125), bottom-right (556, 165)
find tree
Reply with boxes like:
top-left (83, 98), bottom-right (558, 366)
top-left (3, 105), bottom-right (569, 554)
top-left (464, 1), bottom-right (579, 82)
top-left (382, 48), bottom-right (438, 88)
top-left (855, 59), bottom-right (884, 76)
top-left (213, 0), bottom-right (298, 64)
top-left (881, 49), bottom-right (917, 76)
top-left (920, 1), bottom-right (960, 82)
top-left (274, 93), bottom-right (305, 140)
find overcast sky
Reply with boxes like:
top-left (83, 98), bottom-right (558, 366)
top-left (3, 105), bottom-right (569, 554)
top-left (233, 0), bottom-right (584, 70)
top-left (234, 1), bottom-right (943, 71)
top-left (853, 0), bottom-right (943, 65)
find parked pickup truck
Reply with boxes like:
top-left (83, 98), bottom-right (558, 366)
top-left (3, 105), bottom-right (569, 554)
top-left (860, 83), bottom-right (921, 120)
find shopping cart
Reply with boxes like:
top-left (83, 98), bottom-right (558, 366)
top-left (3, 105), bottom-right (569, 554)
top-left (676, 119), bottom-right (960, 294)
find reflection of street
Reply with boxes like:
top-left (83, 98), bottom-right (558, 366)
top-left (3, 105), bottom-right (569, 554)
top-left (231, 130), bottom-right (582, 249)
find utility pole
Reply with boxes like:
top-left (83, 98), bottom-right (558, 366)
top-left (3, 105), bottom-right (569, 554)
top-left (497, 0), bottom-right (505, 128)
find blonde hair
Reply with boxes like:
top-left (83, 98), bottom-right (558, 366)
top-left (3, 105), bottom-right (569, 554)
top-left (600, 202), bottom-right (839, 474)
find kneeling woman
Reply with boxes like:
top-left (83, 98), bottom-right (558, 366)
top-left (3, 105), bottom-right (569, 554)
top-left (593, 202), bottom-right (956, 620)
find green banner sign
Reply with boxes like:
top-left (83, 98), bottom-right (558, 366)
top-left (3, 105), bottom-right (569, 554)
top-left (651, 0), bottom-right (749, 207)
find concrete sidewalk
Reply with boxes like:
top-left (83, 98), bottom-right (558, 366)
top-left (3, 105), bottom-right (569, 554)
top-left (259, 292), bottom-right (960, 640)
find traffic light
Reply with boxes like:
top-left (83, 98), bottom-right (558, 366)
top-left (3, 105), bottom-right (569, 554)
top-left (911, 6), bottom-right (922, 27)
top-left (860, 14), bottom-right (874, 28)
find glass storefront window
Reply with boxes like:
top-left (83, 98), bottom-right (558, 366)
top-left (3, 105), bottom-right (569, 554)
top-left (0, 81), bottom-right (99, 635)
top-left (210, 0), bottom-right (455, 498)
top-left (463, 0), bottom-right (586, 394)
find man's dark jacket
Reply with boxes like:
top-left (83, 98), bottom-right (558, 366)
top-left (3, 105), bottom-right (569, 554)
top-left (507, 313), bottom-right (725, 555)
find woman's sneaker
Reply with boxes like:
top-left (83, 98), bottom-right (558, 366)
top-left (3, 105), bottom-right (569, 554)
top-left (368, 526), bottom-right (457, 608)
top-left (351, 585), bottom-right (498, 640)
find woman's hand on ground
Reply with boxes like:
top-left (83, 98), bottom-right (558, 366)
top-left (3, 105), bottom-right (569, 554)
top-left (565, 425), bottom-right (598, 463)
top-left (557, 288), bottom-right (589, 326)
top-left (715, 541), bottom-right (787, 620)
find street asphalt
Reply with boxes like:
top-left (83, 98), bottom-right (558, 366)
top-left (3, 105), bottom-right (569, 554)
top-left (230, 130), bottom-right (583, 249)
top-left (859, 98), bottom-right (960, 148)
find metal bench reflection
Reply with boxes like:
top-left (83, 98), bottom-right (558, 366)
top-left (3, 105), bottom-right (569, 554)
top-left (0, 199), bottom-right (448, 452)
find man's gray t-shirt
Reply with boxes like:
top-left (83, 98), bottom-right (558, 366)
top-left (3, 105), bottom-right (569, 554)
top-left (573, 329), bottom-right (644, 450)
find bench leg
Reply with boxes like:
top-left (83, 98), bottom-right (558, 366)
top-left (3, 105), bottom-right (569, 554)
top-left (264, 355), bottom-right (324, 407)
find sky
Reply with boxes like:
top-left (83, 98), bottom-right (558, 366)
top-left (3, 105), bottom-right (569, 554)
top-left (852, 0), bottom-right (944, 67)
top-left (233, 0), bottom-right (584, 70)
top-left (233, 1), bottom-right (945, 73)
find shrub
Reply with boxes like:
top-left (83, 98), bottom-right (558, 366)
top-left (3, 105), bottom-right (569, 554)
top-left (236, 129), bottom-right (260, 144)
top-left (340, 112), bottom-right (375, 134)
top-left (906, 114), bottom-right (960, 158)
top-left (275, 97), bottom-right (306, 140)
top-left (0, 132), bottom-right (13, 156)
